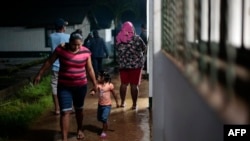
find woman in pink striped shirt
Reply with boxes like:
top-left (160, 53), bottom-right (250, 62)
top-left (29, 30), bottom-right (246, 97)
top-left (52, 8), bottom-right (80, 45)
top-left (34, 32), bottom-right (97, 141)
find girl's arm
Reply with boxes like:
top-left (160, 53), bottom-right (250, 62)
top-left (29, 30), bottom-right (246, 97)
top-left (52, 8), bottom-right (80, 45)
top-left (33, 51), bottom-right (58, 85)
top-left (111, 89), bottom-right (119, 108)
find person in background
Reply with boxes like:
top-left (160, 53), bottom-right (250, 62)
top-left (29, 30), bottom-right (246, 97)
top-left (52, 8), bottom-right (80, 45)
top-left (34, 32), bottom-right (97, 141)
top-left (89, 30), bottom-right (109, 76)
top-left (83, 32), bottom-right (93, 48)
top-left (115, 21), bottom-right (147, 110)
top-left (140, 23), bottom-right (149, 79)
top-left (89, 71), bottom-right (119, 138)
top-left (140, 23), bottom-right (148, 45)
top-left (49, 18), bottom-right (70, 115)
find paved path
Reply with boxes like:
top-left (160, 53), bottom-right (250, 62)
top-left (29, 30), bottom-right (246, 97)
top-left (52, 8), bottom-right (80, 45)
top-left (8, 73), bottom-right (151, 141)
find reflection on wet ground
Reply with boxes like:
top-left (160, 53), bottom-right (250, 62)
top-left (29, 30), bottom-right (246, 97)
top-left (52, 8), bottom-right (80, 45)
top-left (8, 73), bottom-right (151, 141)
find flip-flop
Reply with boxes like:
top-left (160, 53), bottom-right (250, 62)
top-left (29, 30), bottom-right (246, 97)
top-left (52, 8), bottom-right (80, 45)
top-left (120, 103), bottom-right (126, 107)
top-left (54, 110), bottom-right (60, 115)
top-left (100, 132), bottom-right (107, 138)
top-left (77, 130), bottom-right (85, 140)
top-left (131, 105), bottom-right (137, 110)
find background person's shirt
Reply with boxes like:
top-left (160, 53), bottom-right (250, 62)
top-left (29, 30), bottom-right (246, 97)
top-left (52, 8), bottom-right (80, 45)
top-left (50, 32), bottom-right (70, 71)
top-left (89, 37), bottom-right (108, 58)
top-left (140, 30), bottom-right (148, 45)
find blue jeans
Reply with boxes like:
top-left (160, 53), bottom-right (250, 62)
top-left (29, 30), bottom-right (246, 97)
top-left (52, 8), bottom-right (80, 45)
top-left (57, 85), bottom-right (87, 112)
top-left (97, 105), bottom-right (111, 123)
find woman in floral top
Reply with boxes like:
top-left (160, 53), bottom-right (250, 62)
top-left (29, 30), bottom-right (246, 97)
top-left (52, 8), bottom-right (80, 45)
top-left (115, 21), bottom-right (147, 109)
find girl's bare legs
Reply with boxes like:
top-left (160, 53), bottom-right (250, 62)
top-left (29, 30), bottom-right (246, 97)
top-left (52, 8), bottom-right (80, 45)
top-left (103, 122), bottom-right (108, 133)
top-left (100, 122), bottom-right (108, 138)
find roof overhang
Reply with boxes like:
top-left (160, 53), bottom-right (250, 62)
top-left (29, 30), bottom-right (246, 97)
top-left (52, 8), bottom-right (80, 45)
top-left (0, 0), bottom-right (92, 27)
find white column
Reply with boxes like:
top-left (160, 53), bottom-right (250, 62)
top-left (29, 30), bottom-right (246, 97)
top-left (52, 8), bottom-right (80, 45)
top-left (201, 0), bottom-right (209, 41)
top-left (243, 0), bottom-right (250, 49)
top-left (153, 1), bottom-right (162, 53)
top-left (227, 0), bottom-right (242, 47)
top-left (146, 0), bottom-right (150, 73)
top-left (148, 0), bottom-right (154, 99)
top-left (186, 0), bottom-right (195, 42)
top-left (152, 0), bottom-right (163, 141)
top-left (210, 0), bottom-right (221, 42)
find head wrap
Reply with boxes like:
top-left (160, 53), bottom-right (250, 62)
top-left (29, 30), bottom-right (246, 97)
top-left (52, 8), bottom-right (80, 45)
top-left (116, 21), bottom-right (135, 44)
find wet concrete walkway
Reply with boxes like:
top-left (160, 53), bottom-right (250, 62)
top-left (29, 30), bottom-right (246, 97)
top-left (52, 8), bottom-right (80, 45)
top-left (7, 71), bottom-right (151, 141)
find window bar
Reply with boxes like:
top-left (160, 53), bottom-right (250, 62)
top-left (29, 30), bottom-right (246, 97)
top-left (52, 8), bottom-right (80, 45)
top-left (199, 0), bottom-right (209, 80)
top-left (171, 0), bottom-right (177, 57)
top-left (225, 0), bottom-right (241, 97)
top-left (184, 0), bottom-right (191, 65)
top-left (162, 0), bottom-right (172, 53)
top-left (192, 0), bottom-right (202, 83)
top-left (209, 0), bottom-right (221, 88)
top-left (177, 0), bottom-right (185, 64)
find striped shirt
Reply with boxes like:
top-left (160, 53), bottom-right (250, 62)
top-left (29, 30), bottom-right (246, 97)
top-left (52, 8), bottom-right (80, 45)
top-left (55, 46), bottom-right (91, 86)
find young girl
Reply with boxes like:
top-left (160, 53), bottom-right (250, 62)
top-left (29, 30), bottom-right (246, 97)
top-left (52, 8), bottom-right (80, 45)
top-left (89, 71), bottom-right (119, 138)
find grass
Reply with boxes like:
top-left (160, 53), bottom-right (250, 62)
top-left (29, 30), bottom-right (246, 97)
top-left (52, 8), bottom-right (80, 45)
top-left (0, 58), bottom-right (47, 75)
top-left (0, 76), bottom-right (52, 138)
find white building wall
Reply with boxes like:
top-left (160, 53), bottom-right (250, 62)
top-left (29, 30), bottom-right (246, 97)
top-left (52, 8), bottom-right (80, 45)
top-left (0, 27), bottom-right (48, 52)
top-left (71, 17), bottom-right (91, 39)
top-left (0, 17), bottom-right (91, 53)
top-left (98, 29), bottom-right (113, 56)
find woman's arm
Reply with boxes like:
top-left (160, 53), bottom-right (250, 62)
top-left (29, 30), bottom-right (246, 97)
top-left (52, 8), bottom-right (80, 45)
top-left (86, 57), bottom-right (98, 91)
top-left (33, 51), bottom-right (58, 85)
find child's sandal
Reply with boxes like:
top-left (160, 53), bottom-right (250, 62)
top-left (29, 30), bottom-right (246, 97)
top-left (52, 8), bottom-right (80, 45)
top-left (100, 132), bottom-right (107, 138)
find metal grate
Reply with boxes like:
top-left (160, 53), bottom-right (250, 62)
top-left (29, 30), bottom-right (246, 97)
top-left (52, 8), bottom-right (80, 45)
top-left (161, 0), bottom-right (250, 102)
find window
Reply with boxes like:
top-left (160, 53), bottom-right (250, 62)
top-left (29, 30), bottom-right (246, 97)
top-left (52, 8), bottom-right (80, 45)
top-left (161, 0), bottom-right (250, 101)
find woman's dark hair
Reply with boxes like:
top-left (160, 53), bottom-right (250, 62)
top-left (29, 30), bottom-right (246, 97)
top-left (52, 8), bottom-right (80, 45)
top-left (69, 32), bottom-right (83, 42)
top-left (72, 29), bottom-right (82, 36)
top-left (98, 71), bottom-right (111, 83)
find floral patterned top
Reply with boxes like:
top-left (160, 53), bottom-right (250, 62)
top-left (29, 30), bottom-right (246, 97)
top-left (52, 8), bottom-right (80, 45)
top-left (116, 35), bottom-right (146, 69)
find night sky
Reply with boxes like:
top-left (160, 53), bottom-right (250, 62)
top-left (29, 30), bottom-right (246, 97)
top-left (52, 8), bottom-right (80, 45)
top-left (0, 0), bottom-right (147, 30)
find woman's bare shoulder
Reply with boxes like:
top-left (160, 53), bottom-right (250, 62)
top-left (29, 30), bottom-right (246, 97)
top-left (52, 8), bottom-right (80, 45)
top-left (59, 43), bottom-right (66, 48)
top-left (59, 43), bottom-right (70, 49)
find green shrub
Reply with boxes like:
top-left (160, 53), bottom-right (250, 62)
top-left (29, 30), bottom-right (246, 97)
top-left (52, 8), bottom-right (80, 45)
top-left (16, 77), bottom-right (52, 102)
top-left (0, 76), bottom-right (52, 137)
